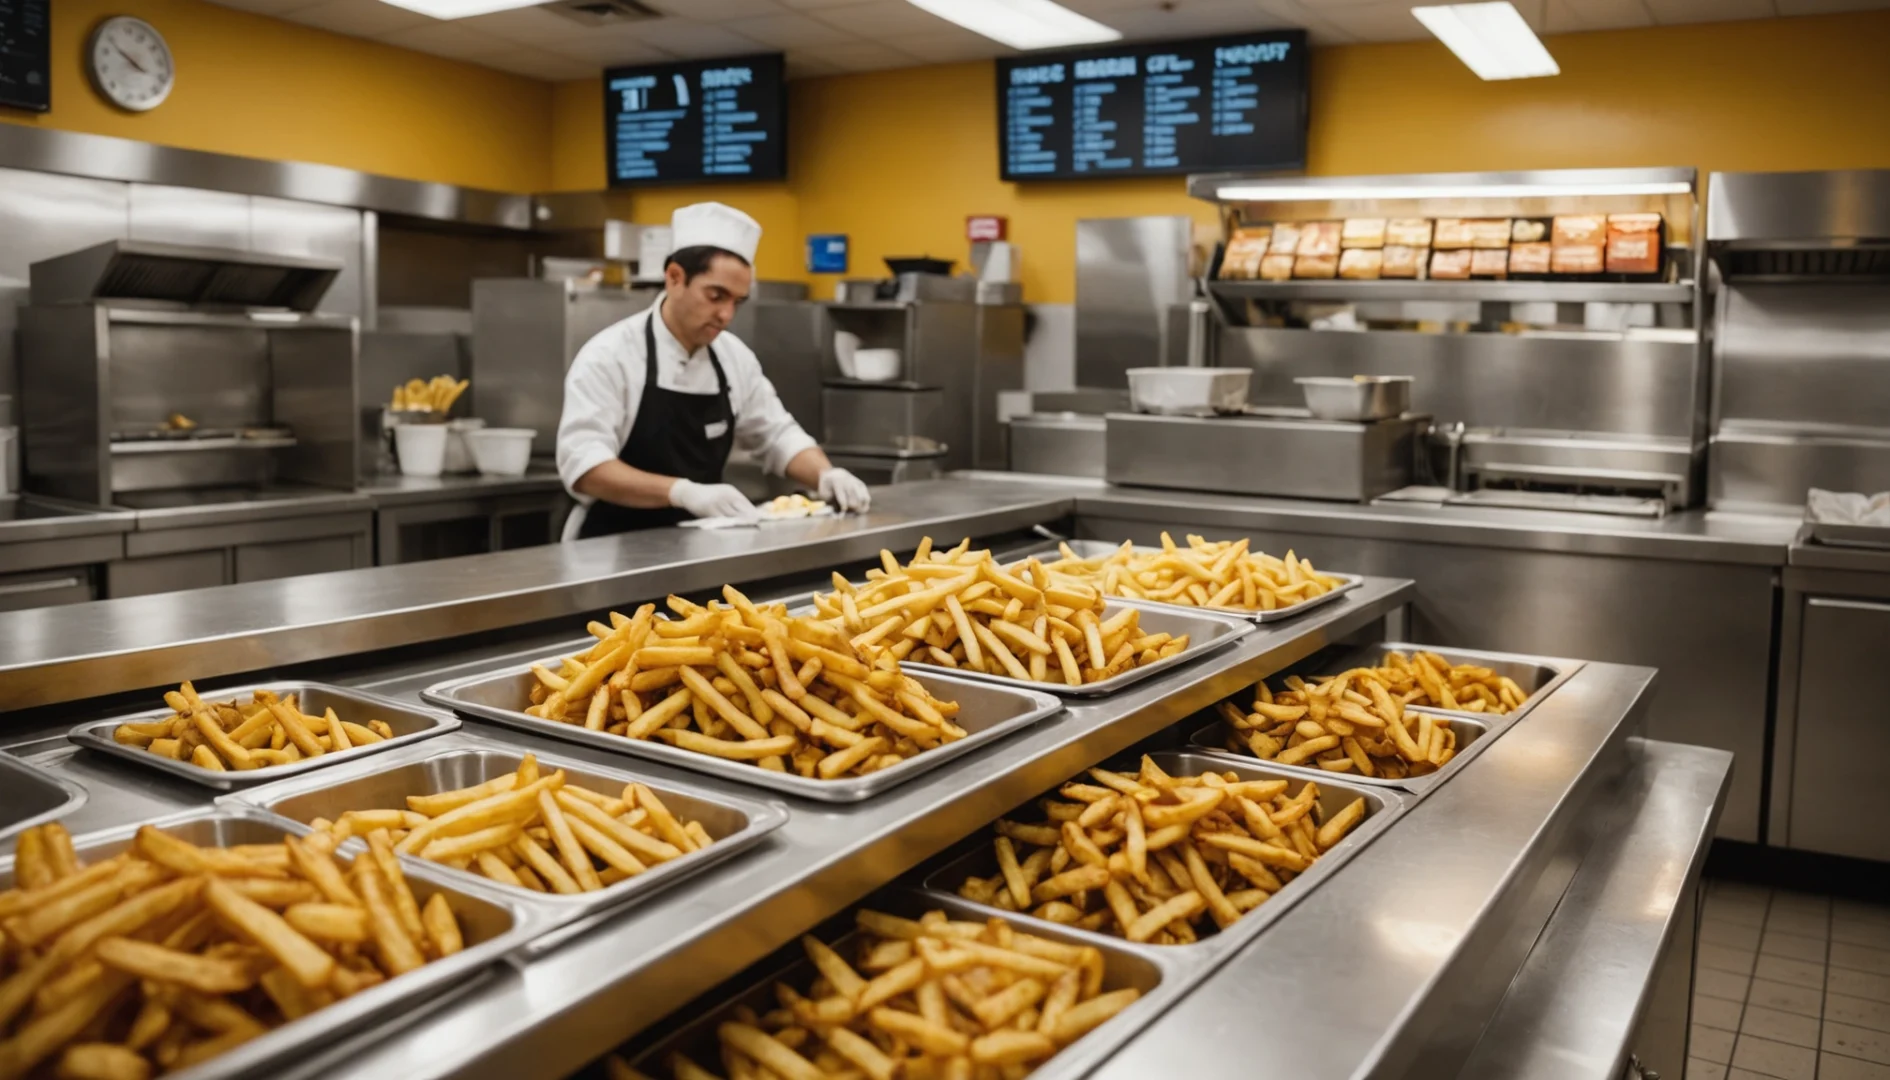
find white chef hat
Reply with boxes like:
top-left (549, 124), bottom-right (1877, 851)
top-left (670, 202), bottom-right (762, 265)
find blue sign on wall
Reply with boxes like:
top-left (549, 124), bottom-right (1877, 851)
top-left (807, 234), bottom-right (849, 274)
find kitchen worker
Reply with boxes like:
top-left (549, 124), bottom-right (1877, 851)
top-left (557, 202), bottom-right (870, 539)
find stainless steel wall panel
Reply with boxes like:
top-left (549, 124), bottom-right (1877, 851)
top-left (378, 225), bottom-right (536, 309)
top-left (18, 306), bottom-right (109, 504)
top-left (974, 304), bottom-right (1027, 470)
top-left (469, 280), bottom-right (647, 456)
top-left (127, 183), bottom-right (251, 250)
top-left (1712, 428), bottom-right (1890, 511)
top-left (1076, 216), bottom-right (1193, 388)
top-left (0, 167), bottom-right (128, 392)
top-left (1716, 284), bottom-right (1890, 432)
top-left (729, 297), bottom-right (825, 439)
top-left (270, 327), bottom-right (359, 491)
top-left (822, 386), bottom-right (945, 450)
top-left (250, 197), bottom-right (366, 319)
top-left (1219, 326), bottom-right (1700, 438)
top-left (106, 324), bottom-right (270, 432)
top-left (1708, 169), bottom-right (1890, 244)
top-left (1077, 511), bottom-right (1776, 841)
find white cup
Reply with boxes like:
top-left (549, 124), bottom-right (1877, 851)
top-left (394, 424), bottom-right (448, 477)
top-left (467, 428), bottom-right (535, 477)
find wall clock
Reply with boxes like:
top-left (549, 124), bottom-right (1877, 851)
top-left (87, 16), bottom-right (175, 112)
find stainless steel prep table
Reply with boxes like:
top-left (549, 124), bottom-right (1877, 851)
top-left (358, 469), bottom-right (570, 565)
top-left (0, 495), bottom-right (133, 607)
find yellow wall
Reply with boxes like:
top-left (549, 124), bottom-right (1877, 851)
top-left (552, 10), bottom-right (1890, 303)
top-left (0, 0), bottom-right (553, 193)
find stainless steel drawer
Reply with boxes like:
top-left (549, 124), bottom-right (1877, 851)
top-left (0, 567), bottom-right (95, 611)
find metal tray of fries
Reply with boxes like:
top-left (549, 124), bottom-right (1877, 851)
top-left (219, 733), bottom-right (789, 956)
top-left (422, 659), bottom-right (1061, 804)
top-left (1013, 539), bottom-right (1367, 624)
top-left (0, 804), bottom-right (546, 1080)
top-left (1315, 641), bottom-right (1581, 727)
top-left (1186, 710), bottom-right (1491, 793)
top-left (67, 682), bottom-right (460, 791)
top-left (0, 750), bottom-right (88, 843)
top-left (618, 889), bottom-right (1178, 1080)
top-left (918, 752), bottom-right (1402, 952)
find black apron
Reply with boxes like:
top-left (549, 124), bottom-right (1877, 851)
top-left (577, 306), bottom-right (737, 538)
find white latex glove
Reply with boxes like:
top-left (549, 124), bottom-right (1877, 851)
top-left (669, 479), bottom-right (759, 521)
top-left (818, 468), bottom-right (872, 514)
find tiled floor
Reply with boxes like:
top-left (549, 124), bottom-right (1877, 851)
top-left (1690, 880), bottom-right (1890, 1080)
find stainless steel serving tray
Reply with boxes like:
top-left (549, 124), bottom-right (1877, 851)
top-left (0, 805), bottom-right (545, 1080)
top-left (1807, 519), bottom-right (1890, 550)
top-left (621, 889), bottom-right (1179, 1080)
top-left (782, 591), bottom-right (1254, 699)
top-left (68, 682), bottom-right (460, 791)
top-left (1310, 641), bottom-right (1581, 727)
top-left (919, 752), bottom-right (1402, 953)
top-left (423, 657), bottom-right (1061, 804)
top-left (0, 750), bottom-right (88, 844)
top-left (220, 733), bottom-right (789, 957)
top-left (1011, 539), bottom-right (1367, 624)
top-left (1185, 710), bottom-right (1491, 793)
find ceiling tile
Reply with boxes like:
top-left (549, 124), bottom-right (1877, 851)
top-left (203, 0), bottom-right (325, 15)
top-left (377, 22), bottom-right (515, 61)
top-left (725, 12), bottom-right (862, 47)
top-left (545, 28), bottom-right (676, 66)
top-left (478, 45), bottom-right (601, 80)
top-left (1542, 0), bottom-right (1654, 32)
top-left (619, 19), bottom-right (768, 57)
top-left (815, 40), bottom-right (924, 72)
top-left (1094, 0), bottom-right (1304, 39)
top-left (1310, 1), bottom-right (1434, 40)
top-left (278, 0), bottom-right (431, 37)
top-left (775, 0), bottom-right (881, 9)
top-left (784, 53), bottom-right (848, 78)
top-left (809, 1), bottom-right (960, 36)
top-left (1508, 0), bottom-right (1549, 29)
top-left (1645, 0), bottom-right (1776, 23)
top-left (643, 0), bottom-right (790, 19)
top-left (875, 24), bottom-right (1009, 62)
top-left (453, 7), bottom-right (596, 45)
top-left (1776, 0), bottom-right (1890, 12)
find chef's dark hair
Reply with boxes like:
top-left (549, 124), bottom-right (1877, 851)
top-left (665, 245), bottom-right (751, 282)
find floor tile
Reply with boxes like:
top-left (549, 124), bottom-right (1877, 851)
top-left (1730, 1070), bottom-right (1780, 1080)
top-left (1702, 943), bottom-right (1760, 975)
top-left (1739, 1004), bottom-right (1820, 1048)
top-left (1832, 968), bottom-right (1890, 1005)
top-left (1835, 921), bottom-right (1890, 950)
top-left (1706, 920), bottom-right (1766, 951)
top-left (1731, 1033), bottom-right (1816, 1079)
top-left (1761, 930), bottom-right (1827, 964)
top-left (1689, 1060), bottom-right (1728, 1080)
top-left (1834, 942), bottom-right (1890, 975)
top-left (1711, 881), bottom-right (1772, 902)
top-left (1836, 900), bottom-right (1890, 927)
top-left (1826, 1021), bottom-right (1890, 1066)
top-left (1694, 1025), bottom-right (1737, 1064)
top-left (1754, 954), bottom-right (1825, 991)
top-left (1708, 895), bottom-right (1770, 928)
top-left (1696, 994), bottom-right (1745, 1031)
top-left (1820, 1052), bottom-right (1890, 1080)
top-left (1747, 978), bottom-right (1822, 1018)
top-left (1770, 891), bottom-right (1830, 915)
top-left (1699, 968), bottom-right (1754, 1002)
top-left (1767, 910), bottom-right (1831, 940)
top-left (1828, 993), bottom-right (1890, 1036)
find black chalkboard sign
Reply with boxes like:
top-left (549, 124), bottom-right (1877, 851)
top-left (0, 0), bottom-right (51, 113)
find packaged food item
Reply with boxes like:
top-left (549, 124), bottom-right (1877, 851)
top-left (1341, 218), bottom-right (1387, 249)
top-left (1339, 249), bottom-right (1384, 279)
top-left (1269, 221), bottom-right (1305, 257)
top-left (1293, 254), bottom-right (1339, 279)
top-left (1381, 245), bottom-right (1428, 278)
top-left (1218, 227), bottom-right (1272, 280)
top-left (1430, 249), bottom-right (1473, 280)
top-left (1508, 242), bottom-right (1553, 275)
top-left (1469, 219), bottom-right (1512, 249)
top-left (1470, 249), bottom-right (1509, 278)
top-left (1510, 218), bottom-right (1551, 243)
top-left (1259, 253), bottom-right (1296, 281)
top-left (1606, 213), bottom-right (1664, 275)
top-left (1387, 218), bottom-right (1434, 247)
top-left (1551, 215), bottom-right (1607, 275)
top-left (1433, 219), bottom-right (1474, 249)
top-left (1298, 221), bottom-right (1342, 257)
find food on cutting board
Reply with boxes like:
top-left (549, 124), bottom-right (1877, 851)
top-left (111, 683), bottom-right (396, 773)
top-left (523, 587), bottom-right (964, 780)
top-left (760, 494), bottom-right (831, 519)
top-left (300, 753), bottom-right (717, 897)
top-left (808, 538), bottom-right (1191, 688)
top-left (955, 755), bottom-right (1366, 944)
top-left (0, 820), bottom-right (471, 1077)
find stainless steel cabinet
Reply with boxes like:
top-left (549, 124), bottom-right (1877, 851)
top-left (0, 567), bottom-right (95, 611)
top-left (1787, 597), bottom-right (1890, 861)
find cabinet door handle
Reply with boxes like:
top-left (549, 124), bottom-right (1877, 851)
top-left (0, 575), bottom-right (85, 597)
top-left (1808, 598), bottom-right (1890, 615)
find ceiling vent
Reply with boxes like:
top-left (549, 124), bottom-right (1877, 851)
top-left (544, 0), bottom-right (663, 26)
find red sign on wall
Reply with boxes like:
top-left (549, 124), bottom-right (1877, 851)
top-left (966, 216), bottom-right (1008, 242)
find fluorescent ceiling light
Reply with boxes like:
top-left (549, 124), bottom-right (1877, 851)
top-left (904, 0), bottom-right (1122, 50)
top-left (1412, 2), bottom-right (1559, 80)
top-left (377, 0), bottom-right (550, 18)
top-left (1215, 181), bottom-right (1693, 201)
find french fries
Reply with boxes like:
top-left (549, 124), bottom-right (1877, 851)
top-left (809, 538), bottom-right (1189, 688)
top-left (1210, 661), bottom-right (1481, 779)
top-left (299, 754), bottom-right (717, 896)
top-left (520, 588), bottom-right (964, 781)
top-left (0, 820), bottom-right (469, 1078)
top-left (110, 684), bottom-right (397, 773)
top-left (954, 756), bottom-right (1366, 944)
top-left (629, 908), bottom-right (1142, 1079)
top-left (1352, 650), bottom-right (1528, 716)
top-left (389, 375), bottom-right (469, 414)
top-left (1037, 532), bottom-right (1344, 614)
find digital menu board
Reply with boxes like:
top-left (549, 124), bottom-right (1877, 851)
top-left (604, 53), bottom-right (786, 187)
top-left (0, 0), bottom-right (51, 113)
top-left (998, 30), bottom-right (1307, 181)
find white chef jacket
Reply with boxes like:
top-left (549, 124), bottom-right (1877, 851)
top-left (557, 299), bottom-right (818, 539)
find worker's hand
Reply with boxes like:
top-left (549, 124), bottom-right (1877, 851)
top-left (818, 468), bottom-right (872, 514)
top-left (668, 479), bottom-right (759, 521)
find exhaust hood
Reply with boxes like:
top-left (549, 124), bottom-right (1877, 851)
top-left (29, 240), bottom-right (342, 311)
top-left (1708, 170), bottom-right (1890, 281)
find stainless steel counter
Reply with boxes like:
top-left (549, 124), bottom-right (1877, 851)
top-left (0, 496), bottom-right (136, 545)
top-left (114, 484), bottom-right (373, 531)
top-left (358, 469), bottom-right (566, 508)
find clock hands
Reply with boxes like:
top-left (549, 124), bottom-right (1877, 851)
top-left (111, 43), bottom-right (149, 75)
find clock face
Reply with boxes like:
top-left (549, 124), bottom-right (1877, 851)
top-left (88, 17), bottom-right (175, 112)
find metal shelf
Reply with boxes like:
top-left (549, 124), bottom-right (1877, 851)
top-left (110, 436), bottom-right (297, 454)
top-left (1208, 279), bottom-right (1696, 305)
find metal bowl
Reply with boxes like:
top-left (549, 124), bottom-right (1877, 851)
top-left (1296, 376), bottom-right (1413, 422)
top-left (1127, 367), bottom-right (1252, 417)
